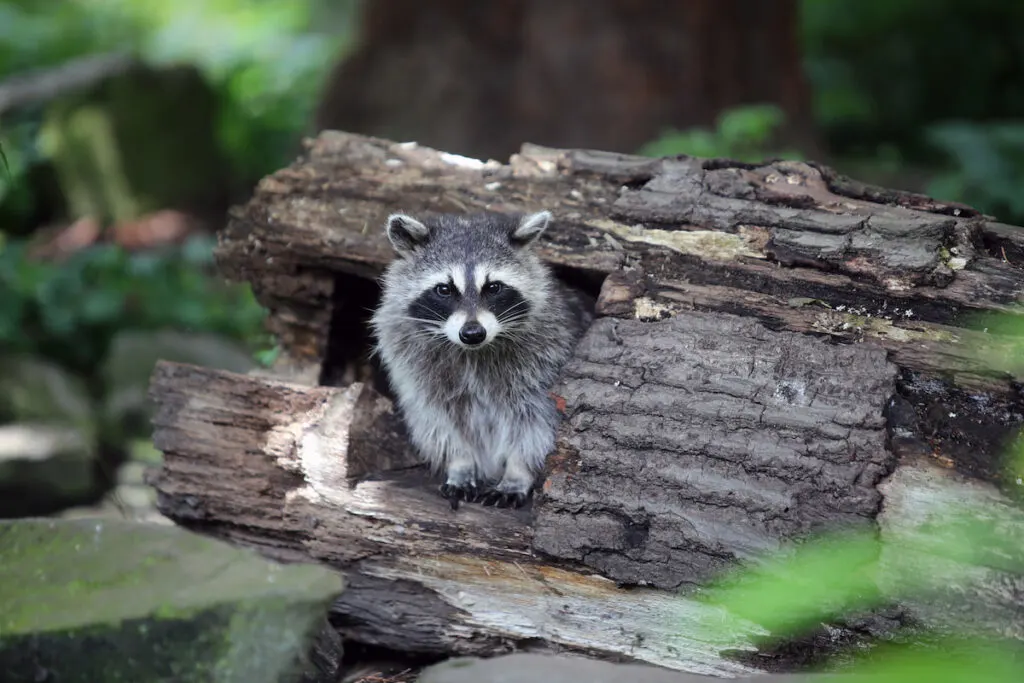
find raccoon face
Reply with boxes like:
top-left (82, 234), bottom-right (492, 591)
top-left (383, 211), bottom-right (551, 349)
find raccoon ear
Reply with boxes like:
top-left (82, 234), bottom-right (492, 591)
top-left (510, 210), bottom-right (552, 247)
top-left (385, 214), bottom-right (430, 256)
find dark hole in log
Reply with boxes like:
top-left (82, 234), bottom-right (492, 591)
top-left (895, 369), bottom-right (1024, 501)
top-left (981, 226), bottom-right (1024, 265)
top-left (318, 271), bottom-right (384, 389)
top-left (338, 640), bottom-right (444, 678)
top-left (317, 265), bottom-right (604, 398)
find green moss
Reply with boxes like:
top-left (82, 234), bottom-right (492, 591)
top-left (0, 518), bottom-right (343, 683)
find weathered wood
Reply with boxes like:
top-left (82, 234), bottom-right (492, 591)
top-left (0, 52), bottom-right (135, 114)
top-left (149, 356), bottom-right (1024, 675)
top-left (148, 130), bottom-right (1024, 674)
top-left (214, 130), bottom-right (1024, 491)
top-left (534, 313), bottom-right (895, 588)
top-left (148, 361), bottom-right (768, 677)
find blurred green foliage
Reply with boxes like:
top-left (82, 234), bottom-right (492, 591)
top-left (699, 480), bottom-right (1024, 680)
top-left (0, 0), bottom-right (353, 376)
top-left (637, 105), bottom-right (801, 162)
top-left (0, 0), bottom-right (351, 217)
top-left (0, 234), bottom-right (272, 378)
top-left (801, 0), bottom-right (1024, 159)
top-left (0, 0), bottom-right (353, 473)
top-left (691, 307), bottom-right (1024, 680)
top-left (925, 123), bottom-right (1024, 220)
top-left (802, 0), bottom-right (1024, 223)
top-left (640, 0), bottom-right (1024, 225)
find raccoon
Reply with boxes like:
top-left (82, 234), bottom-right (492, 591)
top-left (370, 210), bottom-right (592, 509)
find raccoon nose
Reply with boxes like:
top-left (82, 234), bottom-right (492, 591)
top-left (458, 321), bottom-right (487, 346)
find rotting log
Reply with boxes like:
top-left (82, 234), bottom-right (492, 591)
top-left (149, 362), bottom-right (768, 677)
top-left (149, 131), bottom-right (1024, 676)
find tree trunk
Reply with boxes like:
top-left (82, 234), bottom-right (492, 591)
top-left (313, 0), bottom-right (817, 162)
top-left (149, 131), bottom-right (1024, 676)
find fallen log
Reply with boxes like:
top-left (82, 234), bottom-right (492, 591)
top-left (149, 131), bottom-right (1024, 676)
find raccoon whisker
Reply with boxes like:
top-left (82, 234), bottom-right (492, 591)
top-left (497, 310), bottom-right (529, 322)
top-left (382, 329), bottom-right (448, 349)
top-left (497, 315), bottom-right (530, 328)
top-left (395, 315), bottom-right (448, 325)
top-left (497, 300), bottom-right (531, 318)
top-left (391, 329), bottom-right (449, 345)
top-left (494, 329), bottom-right (531, 346)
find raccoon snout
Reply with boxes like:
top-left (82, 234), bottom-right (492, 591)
top-left (458, 321), bottom-right (487, 346)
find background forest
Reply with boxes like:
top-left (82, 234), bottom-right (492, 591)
top-left (1, 2), bottom-right (1023, 681)
top-left (1, 0), bottom-right (1022, 513)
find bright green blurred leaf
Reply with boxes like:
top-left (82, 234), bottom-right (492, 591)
top-left (835, 639), bottom-right (1024, 683)
top-left (638, 104), bottom-right (801, 163)
top-left (699, 530), bottom-right (883, 638)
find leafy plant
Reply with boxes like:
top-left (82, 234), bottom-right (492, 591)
top-left (801, 0), bottom-right (1024, 157)
top-left (0, 234), bottom-right (273, 377)
top-left (925, 121), bottom-right (1024, 223)
top-left (0, 0), bottom-right (355, 227)
top-left (637, 104), bottom-right (802, 162)
top-left (696, 495), bottom-right (1024, 680)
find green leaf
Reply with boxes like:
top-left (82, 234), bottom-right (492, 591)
top-left (698, 530), bottom-right (883, 638)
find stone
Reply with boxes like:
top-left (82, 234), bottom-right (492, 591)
top-left (0, 423), bottom-right (96, 517)
top-left (0, 518), bottom-right (344, 683)
top-left (0, 356), bottom-right (98, 517)
top-left (418, 654), bottom-right (825, 683)
top-left (103, 328), bottom-right (255, 431)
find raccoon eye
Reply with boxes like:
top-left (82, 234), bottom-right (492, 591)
top-left (483, 281), bottom-right (503, 295)
top-left (434, 283), bottom-right (452, 297)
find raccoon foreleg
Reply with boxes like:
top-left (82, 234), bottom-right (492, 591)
top-left (478, 462), bottom-right (534, 508)
top-left (439, 450), bottom-right (481, 510)
top-left (479, 413), bottom-right (554, 509)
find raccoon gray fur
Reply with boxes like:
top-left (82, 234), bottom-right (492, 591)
top-left (370, 210), bottom-right (592, 509)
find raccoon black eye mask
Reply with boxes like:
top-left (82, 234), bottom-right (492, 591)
top-left (370, 210), bottom-right (592, 509)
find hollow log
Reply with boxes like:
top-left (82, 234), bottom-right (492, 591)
top-left (149, 131), bottom-right (1024, 676)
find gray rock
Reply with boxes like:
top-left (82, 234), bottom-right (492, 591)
top-left (0, 355), bottom-right (100, 516)
top-left (0, 423), bottom-right (97, 517)
top-left (419, 654), bottom-right (829, 683)
top-left (103, 329), bottom-right (255, 428)
top-left (0, 355), bottom-right (94, 428)
top-left (0, 518), bottom-right (344, 683)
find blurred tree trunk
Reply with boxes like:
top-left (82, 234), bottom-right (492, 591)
top-left (313, 0), bottom-right (818, 161)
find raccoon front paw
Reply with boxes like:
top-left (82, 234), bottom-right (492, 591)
top-left (481, 466), bottom-right (535, 509)
top-left (439, 481), bottom-right (480, 510)
top-left (479, 489), bottom-right (530, 509)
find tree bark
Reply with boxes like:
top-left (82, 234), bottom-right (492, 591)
top-left (313, 0), bottom-right (817, 162)
top-left (150, 130), bottom-right (1024, 675)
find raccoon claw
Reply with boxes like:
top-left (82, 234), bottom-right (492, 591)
top-left (439, 482), bottom-right (480, 510)
top-left (479, 489), bottom-right (530, 509)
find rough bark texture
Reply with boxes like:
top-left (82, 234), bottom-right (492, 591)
top-left (149, 362), bottom-right (767, 677)
top-left (535, 313), bottom-right (896, 589)
top-left (150, 130), bottom-right (1024, 675)
top-left (214, 131), bottom-right (1024, 491)
top-left (314, 0), bottom-right (817, 162)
